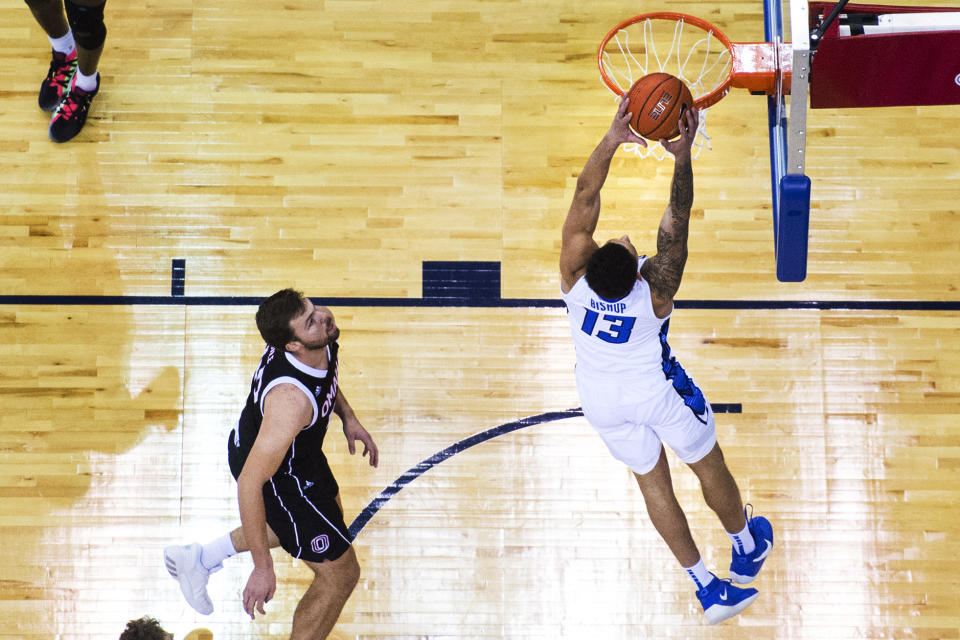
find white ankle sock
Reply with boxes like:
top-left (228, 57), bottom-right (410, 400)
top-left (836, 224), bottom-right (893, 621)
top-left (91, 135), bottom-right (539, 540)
top-left (728, 521), bottom-right (756, 555)
top-left (48, 30), bottom-right (76, 56)
top-left (73, 69), bottom-right (98, 92)
top-left (682, 558), bottom-right (715, 590)
top-left (200, 533), bottom-right (237, 572)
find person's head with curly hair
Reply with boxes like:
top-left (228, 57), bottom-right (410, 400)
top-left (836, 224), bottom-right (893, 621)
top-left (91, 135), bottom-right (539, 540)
top-left (119, 616), bottom-right (173, 640)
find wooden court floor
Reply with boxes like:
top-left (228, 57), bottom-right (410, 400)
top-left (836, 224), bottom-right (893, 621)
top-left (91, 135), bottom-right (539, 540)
top-left (2, 0), bottom-right (959, 638)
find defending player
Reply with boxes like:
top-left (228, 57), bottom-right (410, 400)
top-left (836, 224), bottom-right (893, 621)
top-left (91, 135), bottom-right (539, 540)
top-left (559, 98), bottom-right (774, 624)
top-left (164, 289), bottom-right (379, 639)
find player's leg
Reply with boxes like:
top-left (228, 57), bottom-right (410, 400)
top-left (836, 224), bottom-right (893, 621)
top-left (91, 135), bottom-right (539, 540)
top-left (64, 0), bottom-right (105, 76)
top-left (277, 492), bottom-right (357, 638)
top-left (687, 443), bottom-right (774, 585)
top-left (24, 0), bottom-right (78, 111)
top-left (632, 446), bottom-right (700, 566)
top-left (647, 390), bottom-right (766, 623)
top-left (579, 374), bottom-right (758, 623)
top-left (687, 443), bottom-right (746, 532)
top-left (24, 0), bottom-right (68, 39)
top-left (49, 0), bottom-right (105, 141)
top-left (632, 445), bottom-right (758, 624)
top-left (228, 524), bottom-right (282, 553)
top-left (581, 397), bottom-right (702, 566)
top-left (291, 547), bottom-right (361, 640)
top-left (592, 411), bottom-right (758, 624)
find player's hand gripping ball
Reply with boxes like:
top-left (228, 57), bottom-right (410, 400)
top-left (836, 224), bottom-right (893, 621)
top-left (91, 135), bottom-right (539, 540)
top-left (625, 73), bottom-right (695, 141)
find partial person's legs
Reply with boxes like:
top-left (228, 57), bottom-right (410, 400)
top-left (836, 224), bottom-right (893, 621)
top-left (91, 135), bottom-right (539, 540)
top-left (48, 0), bottom-right (105, 141)
top-left (292, 547), bottom-right (361, 640)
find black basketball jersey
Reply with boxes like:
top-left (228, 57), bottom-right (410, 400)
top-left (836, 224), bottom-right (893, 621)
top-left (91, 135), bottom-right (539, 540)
top-left (229, 342), bottom-right (341, 496)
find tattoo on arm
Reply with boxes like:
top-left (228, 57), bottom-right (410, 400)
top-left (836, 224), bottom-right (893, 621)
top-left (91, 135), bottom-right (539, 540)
top-left (671, 156), bottom-right (694, 214)
top-left (647, 156), bottom-right (693, 300)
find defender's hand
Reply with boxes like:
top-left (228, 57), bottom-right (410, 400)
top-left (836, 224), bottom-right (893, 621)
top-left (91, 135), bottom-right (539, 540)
top-left (242, 564), bottom-right (276, 620)
top-left (344, 419), bottom-right (379, 468)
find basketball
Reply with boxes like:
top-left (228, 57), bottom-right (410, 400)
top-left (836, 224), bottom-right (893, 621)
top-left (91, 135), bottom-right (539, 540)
top-left (625, 73), bottom-right (694, 141)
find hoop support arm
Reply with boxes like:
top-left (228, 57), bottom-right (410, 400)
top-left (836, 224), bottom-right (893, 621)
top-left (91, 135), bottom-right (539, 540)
top-left (729, 43), bottom-right (794, 95)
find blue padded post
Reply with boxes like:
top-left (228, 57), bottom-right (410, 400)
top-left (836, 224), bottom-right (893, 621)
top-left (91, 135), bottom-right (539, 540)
top-left (776, 174), bottom-right (811, 282)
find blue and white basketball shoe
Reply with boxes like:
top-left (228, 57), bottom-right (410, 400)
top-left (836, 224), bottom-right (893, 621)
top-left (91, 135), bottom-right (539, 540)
top-left (729, 504), bottom-right (774, 584)
top-left (696, 574), bottom-right (759, 624)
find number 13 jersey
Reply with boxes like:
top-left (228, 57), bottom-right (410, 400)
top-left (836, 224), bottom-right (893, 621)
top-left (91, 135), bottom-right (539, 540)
top-left (561, 256), bottom-right (670, 381)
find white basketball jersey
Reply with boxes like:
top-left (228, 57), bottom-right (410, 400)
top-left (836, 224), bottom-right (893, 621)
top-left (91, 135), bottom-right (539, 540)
top-left (561, 256), bottom-right (671, 379)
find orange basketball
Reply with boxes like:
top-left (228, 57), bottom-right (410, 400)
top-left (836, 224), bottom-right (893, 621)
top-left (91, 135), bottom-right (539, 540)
top-left (625, 73), bottom-right (694, 141)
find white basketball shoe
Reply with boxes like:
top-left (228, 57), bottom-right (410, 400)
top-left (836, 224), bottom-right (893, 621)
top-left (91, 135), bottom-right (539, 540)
top-left (163, 543), bottom-right (214, 615)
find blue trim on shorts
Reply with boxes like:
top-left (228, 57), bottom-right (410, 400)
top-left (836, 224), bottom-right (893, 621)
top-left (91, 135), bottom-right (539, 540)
top-left (658, 319), bottom-right (707, 417)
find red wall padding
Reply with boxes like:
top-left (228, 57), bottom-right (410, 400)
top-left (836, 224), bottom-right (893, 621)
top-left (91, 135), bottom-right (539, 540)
top-left (808, 2), bottom-right (960, 108)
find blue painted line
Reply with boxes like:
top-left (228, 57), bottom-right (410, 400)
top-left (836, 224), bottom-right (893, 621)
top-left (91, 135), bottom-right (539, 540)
top-left (0, 294), bottom-right (958, 311)
top-left (347, 409), bottom-right (581, 537)
top-left (348, 403), bottom-right (744, 538)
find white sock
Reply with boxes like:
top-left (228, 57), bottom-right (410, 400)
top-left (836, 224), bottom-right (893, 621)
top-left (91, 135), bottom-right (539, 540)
top-left (200, 533), bottom-right (237, 572)
top-left (73, 68), bottom-right (98, 92)
top-left (682, 558), bottom-right (715, 590)
top-left (48, 30), bottom-right (76, 55)
top-left (728, 521), bottom-right (756, 555)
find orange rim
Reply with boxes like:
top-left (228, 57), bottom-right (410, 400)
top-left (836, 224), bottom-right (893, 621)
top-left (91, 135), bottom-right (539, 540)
top-left (597, 12), bottom-right (737, 110)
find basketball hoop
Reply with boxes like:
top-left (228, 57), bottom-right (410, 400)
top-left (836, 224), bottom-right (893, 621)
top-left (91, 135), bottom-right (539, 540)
top-left (598, 12), bottom-right (791, 160)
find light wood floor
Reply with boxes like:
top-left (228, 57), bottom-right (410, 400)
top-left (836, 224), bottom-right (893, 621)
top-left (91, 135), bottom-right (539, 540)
top-left (2, 0), bottom-right (959, 638)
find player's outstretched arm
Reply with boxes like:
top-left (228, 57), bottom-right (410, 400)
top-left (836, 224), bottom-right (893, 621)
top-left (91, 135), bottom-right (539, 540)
top-left (642, 108), bottom-right (699, 316)
top-left (560, 98), bottom-right (646, 291)
top-left (237, 385), bottom-right (312, 619)
top-left (334, 389), bottom-right (379, 468)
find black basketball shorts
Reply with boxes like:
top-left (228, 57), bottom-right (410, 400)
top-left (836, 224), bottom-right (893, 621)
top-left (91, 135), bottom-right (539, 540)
top-left (261, 475), bottom-right (354, 563)
top-left (228, 437), bottom-right (353, 563)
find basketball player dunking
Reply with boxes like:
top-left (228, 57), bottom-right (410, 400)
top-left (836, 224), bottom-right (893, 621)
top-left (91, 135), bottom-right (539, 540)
top-left (164, 289), bottom-right (378, 639)
top-left (559, 98), bottom-right (774, 624)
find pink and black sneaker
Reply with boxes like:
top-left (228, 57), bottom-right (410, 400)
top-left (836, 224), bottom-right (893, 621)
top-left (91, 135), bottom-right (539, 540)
top-left (49, 72), bottom-right (99, 143)
top-left (39, 48), bottom-right (78, 112)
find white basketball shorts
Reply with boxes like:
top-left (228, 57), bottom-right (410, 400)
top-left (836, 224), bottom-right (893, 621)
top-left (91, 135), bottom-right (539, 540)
top-left (575, 367), bottom-right (717, 475)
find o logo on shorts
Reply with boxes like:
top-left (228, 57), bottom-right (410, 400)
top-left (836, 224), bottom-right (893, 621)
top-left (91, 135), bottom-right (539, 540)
top-left (311, 535), bottom-right (330, 554)
top-left (956, 72), bottom-right (960, 87)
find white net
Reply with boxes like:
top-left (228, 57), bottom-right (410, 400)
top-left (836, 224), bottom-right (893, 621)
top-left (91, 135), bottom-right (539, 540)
top-left (599, 16), bottom-right (733, 160)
